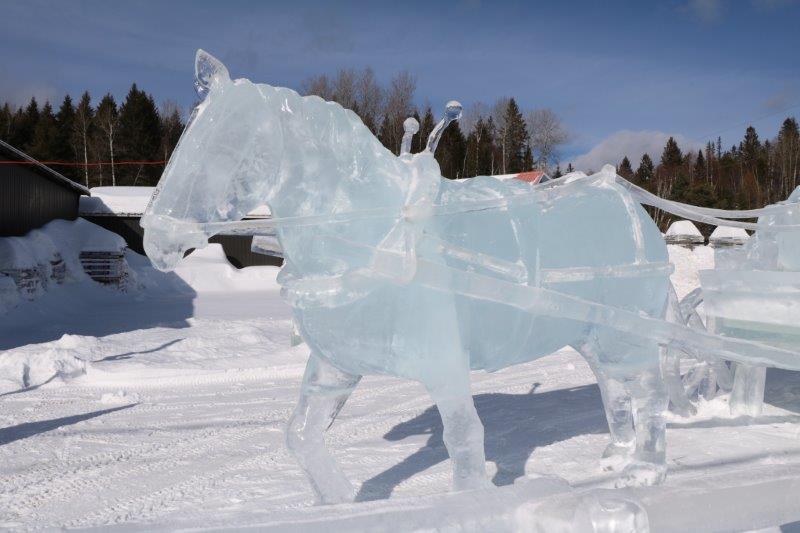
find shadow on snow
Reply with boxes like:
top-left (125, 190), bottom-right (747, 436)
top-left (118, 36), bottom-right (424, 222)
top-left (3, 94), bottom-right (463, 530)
top-left (358, 368), bottom-right (800, 502)
top-left (0, 404), bottom-right (136, 446)
top-left (356, 383), bottom-right (607, 502)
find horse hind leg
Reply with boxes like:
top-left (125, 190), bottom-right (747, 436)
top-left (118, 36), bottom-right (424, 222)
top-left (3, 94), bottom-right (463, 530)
top-left (577, 341), bottom-right (636, 469)
top-left (286, 352), bottom-right (361, 504)
top-left (578, 337), bottom-right (668, 487)
top-left (620, 360), bottom-right (668, 487)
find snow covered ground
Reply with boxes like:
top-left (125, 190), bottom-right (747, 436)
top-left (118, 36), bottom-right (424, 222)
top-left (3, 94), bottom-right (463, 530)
top-left (1, 243), bottom-right (800, 531)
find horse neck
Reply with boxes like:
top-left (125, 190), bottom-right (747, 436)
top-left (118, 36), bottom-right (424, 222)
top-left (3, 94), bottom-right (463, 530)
top-left (267, 95), bottom-right (412, 221)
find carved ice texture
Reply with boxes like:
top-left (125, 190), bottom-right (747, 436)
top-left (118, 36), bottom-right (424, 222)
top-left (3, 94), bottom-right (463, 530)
top-left (696, 186), bottom-right (800, 416)
top-left (142, 50), bottom-right (800, 504)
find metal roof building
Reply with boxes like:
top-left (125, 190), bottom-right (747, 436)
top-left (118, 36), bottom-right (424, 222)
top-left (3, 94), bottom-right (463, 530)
top-left (0, 139), bottom-right (90, 237)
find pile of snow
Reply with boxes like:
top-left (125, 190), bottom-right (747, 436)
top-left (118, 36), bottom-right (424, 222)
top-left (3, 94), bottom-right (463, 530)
top-left (710, 225), bottom-right (749, 247)
top-left (668, 244), bottom-right (715, 299)
top-left (172, 243), bottom-right (281, 293)
top-left (0, 334), bottom-right (87, 394)
top-left (80, 186), bottom-right (271, 218)
top-left (665, 220), bottom-right (704, 245)
top-left (0, 218), bottom-right (126, 313)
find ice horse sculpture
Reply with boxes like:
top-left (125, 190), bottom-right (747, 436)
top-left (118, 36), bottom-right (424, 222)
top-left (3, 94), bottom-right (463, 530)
top-left (142, 50), bottom-right (800, 504)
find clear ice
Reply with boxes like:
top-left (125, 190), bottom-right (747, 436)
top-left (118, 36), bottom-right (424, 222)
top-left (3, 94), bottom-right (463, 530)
top-left (142, 50), bottom-right (800, 504)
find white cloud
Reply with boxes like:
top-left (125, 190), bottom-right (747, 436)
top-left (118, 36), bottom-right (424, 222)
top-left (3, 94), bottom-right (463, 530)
top-left (571, 130), bottom-right (703, 173)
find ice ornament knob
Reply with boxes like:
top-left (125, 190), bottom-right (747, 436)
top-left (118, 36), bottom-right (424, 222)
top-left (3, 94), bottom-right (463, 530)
top-left (573, 494), bottom-right (650, 533)
top-left (444, 100), bottom-right (463, 121)
top-left (425, 100), bottom-right (463, 154)
top-left (400, 117), bottom-right (420, 156)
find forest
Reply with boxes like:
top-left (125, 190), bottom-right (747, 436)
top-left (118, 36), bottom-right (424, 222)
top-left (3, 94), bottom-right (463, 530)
top-left (1, 68), bottom-right (798, 233)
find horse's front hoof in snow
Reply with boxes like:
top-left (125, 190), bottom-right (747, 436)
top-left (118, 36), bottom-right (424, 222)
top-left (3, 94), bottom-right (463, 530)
top-left (453, 475), bottom-right (495, 493)
top-left (313, 478), bottom-right (357, 506)
top-left (615, 462), bottom-right (667, 488)
top-left (669, 400), bottom-right (697, 418)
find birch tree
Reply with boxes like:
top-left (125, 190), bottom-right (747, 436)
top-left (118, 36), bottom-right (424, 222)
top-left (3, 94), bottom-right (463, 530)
top-left (526, 108), bottom-right (569, 171)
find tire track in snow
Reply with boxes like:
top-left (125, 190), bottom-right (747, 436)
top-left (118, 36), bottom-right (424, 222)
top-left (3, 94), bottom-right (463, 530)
top-left (0, 413), bottom-right (289, 525)
top-left (60, 431), bottom-right (295, 528)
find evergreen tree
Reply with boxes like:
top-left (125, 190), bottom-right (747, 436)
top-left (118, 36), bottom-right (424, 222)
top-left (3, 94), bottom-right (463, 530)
top-left (0, 103), bottom-right (12, 141)
top-left (501, 98), bottom-right (528, 173)
top-left (694, 149), bottom-right (706, 181)
top-left (552, 164), bottom-right (563, 179)
top-left (660, 137), bottom-right (683, 168)
top-left (618, 156), bottom-right (634, 179)
top-left (435, 119), bottom-right (466, 179)
top-left (418, 107), bottom-right (435, 153)
top-left (566, 162), bottom-right (574, 173)
top-left (117, 84), bottom-right (162, 185)
top-left (741, 126), bottom-right (762, 166)
top-left (522, 143), bottom-right (534, 171)
top-left (776, 117), bottom-right (800, 197)
top-left (54, 95), bottom-right (77, 180)
top-left (10, 97), bottom-right (39, 150)
top-left (636, 153), bottom-right (655, 182)
top-left (464, 116), bottom-right (495, 177)
top-left (28, 102), bottom-right (58, 161)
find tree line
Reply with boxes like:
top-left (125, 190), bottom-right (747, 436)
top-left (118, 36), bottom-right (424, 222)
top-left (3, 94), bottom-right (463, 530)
top-left (0, 69), bottom-right (571, 187)
top-left (615, 119), bottom-right (800, 232)
top-left (5, 69), bottom-right (796, 230)
top-left (299, 68), bottom-right (569, 179)
top-left (0, 85), bottom-right (183, 187)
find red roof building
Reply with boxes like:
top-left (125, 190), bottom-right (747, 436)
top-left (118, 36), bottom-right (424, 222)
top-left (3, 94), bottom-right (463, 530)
top-left (514, 170), bottom-right (550, 184)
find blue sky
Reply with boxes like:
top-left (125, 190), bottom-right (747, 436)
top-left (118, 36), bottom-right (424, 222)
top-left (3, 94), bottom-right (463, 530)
top-left (1, 0), bottom-right (799, 169)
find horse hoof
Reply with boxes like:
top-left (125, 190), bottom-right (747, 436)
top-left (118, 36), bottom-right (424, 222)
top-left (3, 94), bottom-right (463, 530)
top-left (453, 476), bottom-right (495, 492)
top-left (615, 462), bottom-right (666, 488)
top-left (602, 441), bottom-right (635, 459)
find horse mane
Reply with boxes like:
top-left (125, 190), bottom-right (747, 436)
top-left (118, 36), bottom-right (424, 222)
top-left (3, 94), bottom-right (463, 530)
top-left (259, 84), bottom-right (414, 218)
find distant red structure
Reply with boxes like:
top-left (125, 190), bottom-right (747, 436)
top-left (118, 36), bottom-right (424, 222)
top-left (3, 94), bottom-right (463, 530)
top-left (514, 170), bottom-right (550, 184)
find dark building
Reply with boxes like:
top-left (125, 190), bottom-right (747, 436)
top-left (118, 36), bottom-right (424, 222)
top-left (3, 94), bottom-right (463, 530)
top-left (79, 187), bottom-right (282, 268)
top-left (0, 139), bottom-right (90, 237)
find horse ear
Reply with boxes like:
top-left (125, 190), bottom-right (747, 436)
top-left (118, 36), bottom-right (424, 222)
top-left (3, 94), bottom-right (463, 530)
top-left (194, 49), bottom-right (230, 99)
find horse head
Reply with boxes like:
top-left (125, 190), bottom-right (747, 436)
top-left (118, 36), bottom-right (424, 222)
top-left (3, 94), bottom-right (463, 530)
top-left (142, 50), bottom-right (459, 274)
top-left (141, 50), bottom-right (284, 270)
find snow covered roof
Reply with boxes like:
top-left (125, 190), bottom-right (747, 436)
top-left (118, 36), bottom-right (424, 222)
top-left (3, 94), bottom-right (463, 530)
top-left (79, 187), bottom-right (271, 218)
top-left (709, 225), bottom-right (749, 245)
top-left (665, 220), bottom-right (704, 244)
top-left (0, 139), bottom-right (90, 195)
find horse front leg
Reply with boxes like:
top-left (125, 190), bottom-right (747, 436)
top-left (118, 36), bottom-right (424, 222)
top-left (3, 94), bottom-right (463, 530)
top-left (286, 352), bottom-right (361, 504)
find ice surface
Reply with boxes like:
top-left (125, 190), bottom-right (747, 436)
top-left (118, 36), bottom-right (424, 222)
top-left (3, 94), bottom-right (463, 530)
top-left (140, 50), bottom-right (800, 504)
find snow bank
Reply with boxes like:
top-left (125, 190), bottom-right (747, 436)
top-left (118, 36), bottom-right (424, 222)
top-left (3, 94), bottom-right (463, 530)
top-left (80, 186), bottom-right (271, 217)
top-left (0, 218), bottom-right (127, 314)
top-left (710, 225), bottom-right (749, 246)
top-left (0, 334), bottom-right (87, 394)
top-left (665, 220), bottom-right (704, 245)
top-left (668, 244), bottom-right (715, 299)
top-left (173, 243), bottom-right (281, 293)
